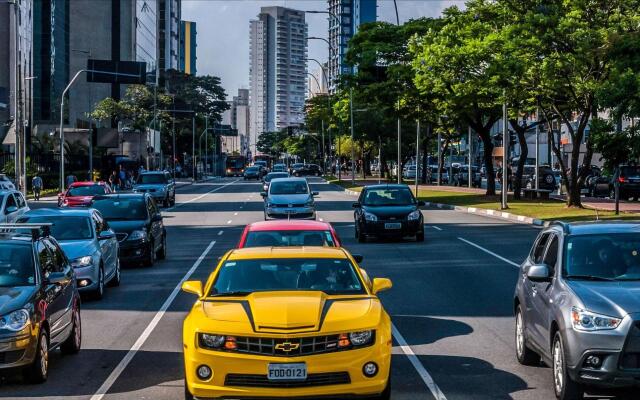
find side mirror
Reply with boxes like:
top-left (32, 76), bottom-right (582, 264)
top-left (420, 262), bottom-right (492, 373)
top-left (46, 272), bottom-right (68, 285)
top-left (181, 280), bottom-right (203, 297)
top-left (312, 191), bottom-right (319, 196)
top-left (417, 200), bottom-right (426, 207)
top-left (5, 206), bottom-right (18, 214)
top-left (527, 264), bottom-right (551, 282)
top-left (372, 278), bottom-right (393, 295)
top-left (99, 230), bottom-right (116, 240)
top-left (260, 192), bottom-right (267, 198)
top-left (352, 202), bottom-right (361, 209)
top-left (151, 214), bottom-right (163, 222)
top-left (352, 254), bottom-right (364, 263)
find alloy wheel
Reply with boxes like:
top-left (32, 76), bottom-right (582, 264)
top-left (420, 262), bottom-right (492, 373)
top-left (553, 338), bottom-right (564, 395)
top-left (40, 336), bottom-right (49, 377)
top-left (516, 312), bottom-right (525, 358)
top-left (73, 308), bottom-right (81, 348)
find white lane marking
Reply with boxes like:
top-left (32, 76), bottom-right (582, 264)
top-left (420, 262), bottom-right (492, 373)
top-left (392, 323), bottom-right (447, 400)
top-left (167, 179), bottom-right (240, 211)
top-left (319, 218), bottom-right (324, 221)
top-left (234, 212), bottom-right (238, 216)
top-left (457, 237), bottom-right (519, 268)
top-left (227, 220), bottom-right (232, 224)
top-left (217, 230), bottom-right (224, 236)
top-left (432, 226), bottom-right (443, 231)
top-left (90, 240), bottom-right (217, 400)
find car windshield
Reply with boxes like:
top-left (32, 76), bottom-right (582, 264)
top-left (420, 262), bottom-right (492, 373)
top-left (621, 166), bottom-right (640, 177)
top-left (67, 185), bottom-right (106, 197)
top-left (564, 233), bottom-right (640, 281)
top-left (292, 163), bottom-right (304, 168)
top-left (265, 173), bottom-right (289, 182)
top-left (0, 243), bottom-right (35, 287)
top-left (137, 174), bottom-right (167, 184)
top-left (270, 181), bottom-right (308, 195)
top-left (210, 258), bottom-right (364, 296)
top-left (363, 188), bottom-right (415, 206)
top-left (246, 167), bottom-right (260, 172)
top-left (92, 198), bottom-right (147, 220)
top-left (18, 216), bottom-right (93, 240)
top-left (244, 230), bottom-right (335, 247)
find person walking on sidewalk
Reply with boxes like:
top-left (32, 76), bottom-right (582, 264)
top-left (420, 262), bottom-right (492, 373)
top-left (32, 173), bottom-right (43, 201)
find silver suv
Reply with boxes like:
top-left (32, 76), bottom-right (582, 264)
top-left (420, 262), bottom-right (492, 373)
top-left (514, 221), bottom-right (640, 400)
top-left (133, 171), bottom-right (175, 207)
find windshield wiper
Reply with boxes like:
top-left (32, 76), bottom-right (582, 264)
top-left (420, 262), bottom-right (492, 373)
top-left (565, 275), bottom-right (616, 282)
top-left (210, 291), bottom-right (253, 297)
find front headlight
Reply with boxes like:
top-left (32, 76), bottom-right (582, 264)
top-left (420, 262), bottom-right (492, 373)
top-left (349, 330), bottom-right (374, 346)
top-left (132, 188), bottom-right (139, 193)
top-left (199, 333), bottom-right (226, 349)
top-left (0, 309), bottom-right (30, 332)
top-left (364, 211), bottom-right (378, 222)
top-left (571, 307), bottom-right (622, 331)
top-left (266, 202), bottom-right (274, 208)
top-left (128, 230), bottom-right (148, 241)
top-left (407, 210), bottom-right (421, 221)
top-left (71, 255), bottom-right (93, 268)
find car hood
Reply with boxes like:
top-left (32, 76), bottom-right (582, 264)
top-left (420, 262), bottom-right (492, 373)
top-left (105, 220), bottom-right (147, 234)
top-left (268, 194), bottom-right (312, 204)
top-left (362, 205), bottom-right (417, 219)
top-left (58, 239), bottom-right (97, 260)
top-left (0, 286), bottom-right (38, 316)
top-left (134, 184), bottom-right (165, 190)
top-left (198, 291), bottom-right (381, 334)
top-left (568, 281), bottom-right (640, 318)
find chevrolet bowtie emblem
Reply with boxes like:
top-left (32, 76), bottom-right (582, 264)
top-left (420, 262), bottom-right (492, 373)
top-left (275, 342), bottom-right (300, 352)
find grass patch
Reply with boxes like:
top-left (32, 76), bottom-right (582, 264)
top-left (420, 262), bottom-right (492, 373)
top-left (417, 189), bottom-right (640, 222)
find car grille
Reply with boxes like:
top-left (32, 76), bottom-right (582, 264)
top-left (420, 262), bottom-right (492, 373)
top-left (224, 372), bottom-right (350, 388)
top-left (0, 350), bottom-right (24, 364)
top-left (620, 321), bottom-right (640, 370)
top-left (116, 233), bottom-right (128, 242)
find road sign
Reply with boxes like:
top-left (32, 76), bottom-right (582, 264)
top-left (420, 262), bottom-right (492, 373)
top-left (86, 60), bottom-right (147, 84)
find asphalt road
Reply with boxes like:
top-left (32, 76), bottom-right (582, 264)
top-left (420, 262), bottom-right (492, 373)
top-left (0, 177), bottom-right (628, 399)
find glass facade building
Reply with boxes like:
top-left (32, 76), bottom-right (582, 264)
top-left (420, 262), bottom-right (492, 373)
top-left (136, 0), bottom-right (158, 79)
top-left (179, 20), bottom-right (197, 75)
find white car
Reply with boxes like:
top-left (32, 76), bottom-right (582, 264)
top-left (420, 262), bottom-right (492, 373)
top-left (0, 190), bottom-right (29, 222)
top-left (0, 174), bottom-right (16, 191)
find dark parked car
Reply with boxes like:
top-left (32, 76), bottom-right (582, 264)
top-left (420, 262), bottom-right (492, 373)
top-left (514, 166), bottom-right (557, 191)
top-left (91, 193), bottom-right (166, 267)
top-left (585, 171), bottom-right (611, 198)
top-left (243, 166), bottom-right (262, 180)
top-left (291, 164), bottom-right (323, 177)
top-left (453, 166), bottom-right (482, 188)
top-left (0, 223), bottom-right (81, 383)
top-left (353, 184), bottom-right (425, 242)
top-left (612, 165), bottom-right (640, 200)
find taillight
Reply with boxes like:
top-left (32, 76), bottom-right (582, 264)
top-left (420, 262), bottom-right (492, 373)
top-left (618, 176), bottom-right (627, 183)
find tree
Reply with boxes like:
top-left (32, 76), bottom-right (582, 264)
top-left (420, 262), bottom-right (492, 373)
top-left (256, 131), bottom-right (288, 158)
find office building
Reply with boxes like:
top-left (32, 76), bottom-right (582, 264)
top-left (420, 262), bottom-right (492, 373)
top-left (227, 89), bottom-right (250, 155)
top-left (249, 6), bottom-right (307, 155)
top-left (328, 0), bottom-right (376, 91)
top-left (179, 20), bottom-right (197, 75)
top-left (158, 0), bottom-right (181, 85)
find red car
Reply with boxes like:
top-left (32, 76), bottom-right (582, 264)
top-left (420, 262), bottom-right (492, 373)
top-left (237, 220), bottom-right (342, 248)
top-left (58, 181), bottom-right (112, 207)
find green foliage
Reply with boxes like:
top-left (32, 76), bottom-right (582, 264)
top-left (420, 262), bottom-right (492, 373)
top-left (592, 123), bottom-right (640, 171)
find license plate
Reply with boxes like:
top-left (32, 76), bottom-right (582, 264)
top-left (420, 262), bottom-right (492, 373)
top-left (384, 223), bottom-right (402, 230)
top-left (284, 209), bottom-right (297, 214)
top-left (268, 363), bottom-right (307, 381)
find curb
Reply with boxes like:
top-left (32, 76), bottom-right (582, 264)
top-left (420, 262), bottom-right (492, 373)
top-left (336, 184), bottom-right (547, 227)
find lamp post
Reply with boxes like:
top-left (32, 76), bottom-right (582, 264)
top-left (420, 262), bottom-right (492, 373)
top-left (23, 76), bottom-right (37, 196)
top-left (71, 48), bottom-right (92, 179)
top-left (307, 72), bottom-right (325, 172)
top-left (501, 95), bottom-right (509, 210)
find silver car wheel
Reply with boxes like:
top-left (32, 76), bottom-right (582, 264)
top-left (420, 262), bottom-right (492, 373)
top-left (40, 336), bottom-right (49, 377)
top-left (515, 311), bottom-right (525, 357)
top-left (553, 338), bottom-right (564, 394)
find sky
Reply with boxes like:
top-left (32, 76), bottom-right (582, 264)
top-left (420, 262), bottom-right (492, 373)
top-left (182, 0), bottom-right (463, 100)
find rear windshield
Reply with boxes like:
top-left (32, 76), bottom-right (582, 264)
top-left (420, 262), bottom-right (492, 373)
top-left (265, 173), bottom-right (289, 182)
top-left (18, 216), bottom-right (93, 240)
top-left (68, 185), bottom-right (107, 197)
top-left (0, 243), bottom-right (35, 287)
top-left (621, 166), bottom-right (640, 177)
top-left (137, 174), bottom-right (167, 184)
top-left (246, 167), bottom-right (260, 172)
top-left (245, 230), bottom-right (335, 247)
top-left (92, 198), bottom-right (147, 220)
top-left (270, 181), bottom-right (308, 195)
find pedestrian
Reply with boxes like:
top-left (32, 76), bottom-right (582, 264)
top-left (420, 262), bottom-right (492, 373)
top-left (109, 170), bottom-right (119, 192)
top-left (118, 165), bottom-right (127, 190)
top-left (66, 174), bottom-right (77, 188)
top-left (32, 173), bottom-right (43, 201)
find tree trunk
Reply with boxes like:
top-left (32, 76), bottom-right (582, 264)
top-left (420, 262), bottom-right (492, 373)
top-left (478, 130), bottom-right (496, 196)
top-left (421, 128), bottom-right (430, 184)
top-left (438, 140), bottom-right (450, 184)
top-left (510, 121), bottom-right (529, 200)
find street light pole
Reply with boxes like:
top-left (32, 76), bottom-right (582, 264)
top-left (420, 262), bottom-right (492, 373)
top-left (397, 100), bottom-right (401, 184)
top-left (468, 125), bottom-right (472, 188)
top-left (502, 98), bottom-right (509, 209)
top-left (535, 107), bottom-right (540, 191)
top-left (350, 88), bottom-right (355, 185)
top-left (192, 116), bottom-right (196, 182)
top-left (205, 115), bottom-right (209, 175)
top-left (415, 118), bottom-right (420, 196)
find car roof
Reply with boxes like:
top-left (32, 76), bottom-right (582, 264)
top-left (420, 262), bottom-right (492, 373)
top-left (271, 177), bottom-right (307, 183)
top-left (24, 208), bottom-right (93, 217)
top-left (93, 193), bottom-right (147, 200)
top-left (247, 220), bottom-right (332, 232)
top-left (552, 221), bottom-right (640, 235)
top-left (227, 246), bottom-right (347, 261)
top-left (69, 181), bottom-right (105, 187)
top-left (363, 184), bottom-right (410, 190)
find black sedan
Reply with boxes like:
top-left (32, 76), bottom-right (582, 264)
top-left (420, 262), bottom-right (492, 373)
top-left (291, 163), bottom-right (323, 177)
top-left (243, 166), bottom-right (262, 180)
top-left (0, 223), bottom-right (81, 383)
top-left (91, 193), bottom-right (166, 267)
top-left (353, 184), bottom-right (425, 242)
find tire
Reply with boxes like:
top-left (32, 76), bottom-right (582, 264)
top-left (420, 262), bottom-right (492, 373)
top-left (170, 195), bottom-right (176, 207)
top-left (145, 241), bottom-right (155, 267)
top-left (552, 332), bottom-right (584, 400)
top-left (416, 229), bottom-right (425, 242)
top-left (610, 188), bottom-right (616, 200)
top-left (184, 380), bottom-right (194, 400)
top-left (377, 380), bottom-right (391, 400)
top-left (357, 225), bottom-right (366, 243)
top-left (92, 265), bottom-right (105, 300)
top-left (60, 305), bottom-right (82, 355)
top-left (163, 197), bottom-right (170, 207)
top-left (157, 233), bottom-right (167, 260)
top-left (515, 306), bottom-right (540, 365)
top-left (24, 330), bottom-right (49, 383)
top-left (108, 259), bottom-right (121, 287)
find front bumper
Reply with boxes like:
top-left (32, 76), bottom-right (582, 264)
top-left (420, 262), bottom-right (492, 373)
top-left (360, 219), bottom-right (422, 237)
top-left (266, 207), bottom-right (316, 220)
top-left (184, 336), bottom-right (390, 399)
top-left (134, 190), bottom-right (167, 201)
top-left (0, 326), bottom-right (38, 371)
top-left (119, 239), bottom-right (151, 263)
top-left (73, 263), bottom-right (100, 292)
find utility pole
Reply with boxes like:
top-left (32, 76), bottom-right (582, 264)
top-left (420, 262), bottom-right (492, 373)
top-left (192, 116), bottom-right (196, 182)
top-left (350, 88), bottom-right (355, 185)
top-left (502, 97), bottom-right (509, 209)
top-left (205, 115), bottom-right (208, 175)
top-left (468, 126), bottom-right (472, 188)
top-left (415, 118), bottom-right (420, 196)
top-left (397, 100), bottom-right (401, 184)
top-left (321, 119), bottom-right (325, 173)
top-left (437, 131), bottom-right (441, 186)
top-left (535, 107), bottom-right (540, 191)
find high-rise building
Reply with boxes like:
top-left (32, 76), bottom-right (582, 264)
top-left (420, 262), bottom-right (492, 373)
top-left (158, 0), bottom-right (181, 85)
top-left (179, 20), bottom-right (197, 75)
top-left (221, 89), bottom-right (250, 156)
top-left (328, 0), bottom-right (376, 91)
top-left (249, 6), bottom-right (307, 156)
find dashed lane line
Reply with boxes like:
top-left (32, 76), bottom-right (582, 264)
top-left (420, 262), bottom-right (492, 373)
top-left (234, 212), bottom-right (238, 216)
top-left (432, 226), bottom-right (443, 231)
top-left (227, 220), bottom-right (233, 224)
top-left (166, 179), bottom-right (240, 211)
top-left (218, 230), bottom-right (224, 236)
top-left (392, 323), bottom-right (447, 400)
top-left (90, 240), bottom-right (217, 400)
top-left (457, 237), bottom-right (519, 268)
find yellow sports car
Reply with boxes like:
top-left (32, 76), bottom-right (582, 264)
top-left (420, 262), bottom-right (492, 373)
top-left (182, 247), bottom-right (393, 399)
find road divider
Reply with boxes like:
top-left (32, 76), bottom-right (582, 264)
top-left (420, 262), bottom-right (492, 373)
top-left (457, 237), bottom-right (519, 268)
top-left (90, 239), bottom-right (217, 400)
